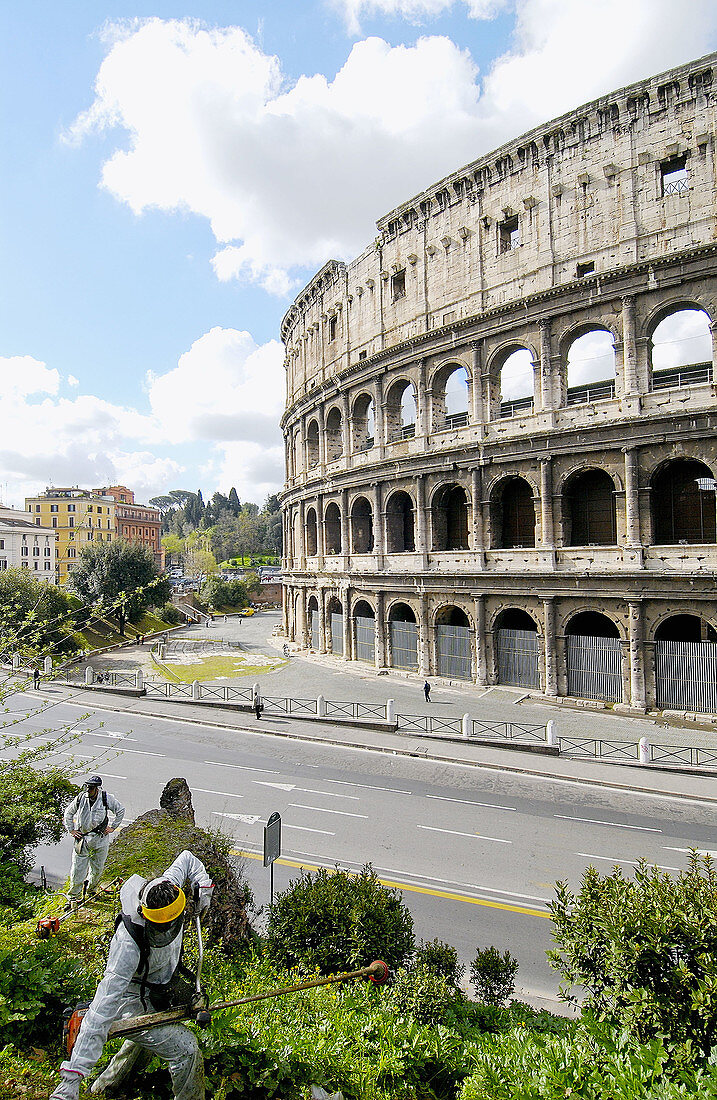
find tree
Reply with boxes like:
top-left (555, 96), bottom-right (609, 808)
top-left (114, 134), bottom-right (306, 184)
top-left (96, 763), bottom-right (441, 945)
top-left (228, 487), bottom-right (241, 515)
top-left (0, 569), bottom-right (75, 660)
top-left (69, 540), bottom-right (172, 636)
top-left (184, 548), bottom-right (218, 580)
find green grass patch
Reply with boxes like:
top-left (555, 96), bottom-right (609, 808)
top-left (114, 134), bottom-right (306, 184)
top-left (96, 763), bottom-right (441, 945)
top-left (71, 611), bottom-right (176, 653)
top-left (159, 652), bottom-right (286, 682)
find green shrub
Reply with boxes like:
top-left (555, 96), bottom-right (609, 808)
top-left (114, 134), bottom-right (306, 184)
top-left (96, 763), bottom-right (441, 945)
top-left (0, 936), bottom-right (96, 1046)
top-left (266, 864), bottom-right (414, 975)
top-left (549, 853), bottom-right (717, 1060)
top-left (159, 603), bottom-right (184, 625)
top-left (470, 946), bottom-right (518, 1006)
top-left (389, 964), bottom-right (465, 1026)
top-left (415, 938), bottom-right (464, 985)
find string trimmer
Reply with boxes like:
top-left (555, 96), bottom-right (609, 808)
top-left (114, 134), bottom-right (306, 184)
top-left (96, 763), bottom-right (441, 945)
top-left (36, 877), bottom-right (122, 939)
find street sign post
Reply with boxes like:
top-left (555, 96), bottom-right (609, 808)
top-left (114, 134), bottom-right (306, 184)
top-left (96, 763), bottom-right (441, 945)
top-left (263, 811), bottom-right (281, 906)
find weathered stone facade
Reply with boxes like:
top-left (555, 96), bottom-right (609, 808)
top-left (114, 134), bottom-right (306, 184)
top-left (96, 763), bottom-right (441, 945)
top-left (280, 53), bottom-right (717, 714)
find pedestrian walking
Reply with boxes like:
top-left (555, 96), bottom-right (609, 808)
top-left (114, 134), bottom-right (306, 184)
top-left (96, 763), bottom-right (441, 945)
top-left (32, 667), bottom-right (41, 690)
top-left (253, 690), bottom-right (263, 720)
top-left (50, 849), bottom-right (213, 1100)
top-left (423, 680), bottom-right (431, 702)
top-left (63, 776), bottom-right (125, 908)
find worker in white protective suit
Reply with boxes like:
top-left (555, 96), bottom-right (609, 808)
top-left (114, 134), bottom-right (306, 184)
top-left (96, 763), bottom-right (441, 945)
top-left (50, 849), bottom-right (214, 1100)
top-left (63, 776), bottom-right (125, 905)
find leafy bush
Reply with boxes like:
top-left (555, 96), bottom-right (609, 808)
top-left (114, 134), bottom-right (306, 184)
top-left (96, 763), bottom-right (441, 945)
top-left (0, 763), bottom-right (77, 872)
top-left (0, 936), bottom-right (96, 1047)
top-left (470, 946), bottom-right (518, 1006)
top-left (159, 603), bottom-right (184, 625)
top-left (266, 864), bottom-right (414, 975)
top-left (415, 938), bottom-right (464, 985)
top-left (549, 854), bottom-right (717, 1060)
top-left (389, 964), bottom-right (465, 1026)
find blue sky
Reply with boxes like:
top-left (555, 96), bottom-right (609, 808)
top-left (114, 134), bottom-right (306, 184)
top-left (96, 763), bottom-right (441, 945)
top-left (2, 0), bottom-right (716, 509)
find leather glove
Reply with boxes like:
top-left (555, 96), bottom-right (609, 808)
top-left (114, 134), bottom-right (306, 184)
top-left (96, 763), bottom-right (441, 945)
top-left (197, 884), bottom-right (213, 914)
top-left (50, 1068), bottom-right (83, 1100)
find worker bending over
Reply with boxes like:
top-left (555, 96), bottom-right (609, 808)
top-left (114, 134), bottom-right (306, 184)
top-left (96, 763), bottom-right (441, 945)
top-left (50, 850), bottom-right (213, 1100)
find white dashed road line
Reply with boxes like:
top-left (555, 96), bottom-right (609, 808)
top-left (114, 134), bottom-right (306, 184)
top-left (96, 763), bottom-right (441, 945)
top-left (288, 804), bottom-right (368, 818)
top-left (555, 814), bottom-right (661, 832)
top-left (418, 825), bottom-right (511, 843)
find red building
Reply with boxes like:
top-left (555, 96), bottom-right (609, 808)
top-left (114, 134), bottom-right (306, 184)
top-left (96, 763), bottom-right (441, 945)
top-left (93, 486), bottom-right (163, 570)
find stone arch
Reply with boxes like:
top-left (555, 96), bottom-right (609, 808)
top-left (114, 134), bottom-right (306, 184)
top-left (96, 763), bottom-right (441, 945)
top-left (488, 343), bottom-right (536, 418)
top-left (305, 507), bottom-right (318, 556)
top-left (564, 609), bottom-right (623, 702)
top-left (566, 610), bottom-right (621, 638)
top-left (563, 325), bottom-right (617, 404)
top-left (653, 611), bottom-right (717, 712)
top-left (324, 501), bottom-right (342, 554)
top-left (430, 361), bottom-right (470, 430)
top-left (490, 475), bottom-right (536, 548)
top-left (326, 594), bottom-right (345, 656)
top-left (387, 600), bottom-right (418, 671)
top-left (654, 613), bottom-right (717, 642)
top-left (307, 593), bottom-right (320, 649)
top-left (353, 598), bottom-right (376, 663)
top-left (647, 304), bottom-right (713, 390)
top-left (493, 607), bottom-right (540, 689)
top-left (351, 393), bottom-right (375, 452)
top-left (434, 604), bottom-right (472, 680)
top-left (385, 377), bottom-right (417, 441)
top-left (325, 405), bottom-right (343, 463)
top-left (306, 418), bottom-right (320, 468)
top-left (494, 607), bottom-right (539, 631)
top-left (650, 457), bottom-right (716, 544)
top-left (431, 482), bottom-right (470, 551)
top-left (562, 467), bottom-right (617, 546)
top-left (386, 490), bottom-right (415, 553)
top-left (350, 495), bottom-right (374, 554)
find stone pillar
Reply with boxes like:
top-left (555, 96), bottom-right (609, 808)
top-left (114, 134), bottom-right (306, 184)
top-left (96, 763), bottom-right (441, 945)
top-left (471, 467), bottom-right (486, 567)
top-left (374, 481), bottom-right (385, 566)
top-left (415, 358), bottom-right (428, 441)
top-left (341, 393), bottom-right (351, 463)
top-left (316, 494), bottom-right (325, 567)
top-left (298, 499), bottom-right (306, 569)
top-left (342, 588), bottom-right (352, 660)
top-left (374, 378), bottom-right (385, 454)
top-left (317, 406), bottom-right (326, 469)
top-left (318, 588), bottom-right (327, 654)
top-left (474, 595), bottom-right (487, 686)
top-left (539, 320), bottom-right (554, 410)
top-left (623, 448), bottom-right (641, 545)
top-left (471, 342), bottom-right (484, 424)
top-left (340, 488), bottom-right (350, 561)
top-left (375, 591), bottom-right (386, 669)
top-left (539, 458), bottom-right (554, 548)
top-left (628, 600), bottom-right (647, 710)
top-left (416, 475), bottom-right (429, 560)
top-left (297, 590), bottom-right (307, 647)
top-left (418, 593), bottom-right (431, 676)
top-left (711, 321), bottom-right (717, 372)
top-left (542, 597), bottom-right (558, 696)
top-left (621, 295), bottom-right (638, 395)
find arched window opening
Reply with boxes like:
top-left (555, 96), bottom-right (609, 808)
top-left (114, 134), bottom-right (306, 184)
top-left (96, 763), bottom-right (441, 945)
top-left (353, 599), bottom-right (375, 663)
top-left (565, 611), bottom-right (622, 703)
top-left (499, 349), bottom-right (534, 418)
top-left (293, 431), bottom-right (302, 475)
top-left (432, 484), bottom-right (469, 551)
top-left (495, 478), bottom-right (535, 548)
top-left (566, 330), bottom-right (616, 404)
top-left (306, 508), bottom-right (317, 556)
top-left (495, 608), bottom-right (540, 688)
top-left (327, 596), bottom-right (344, 656)
top-left (388, 602), bottom-right (418, 670)
top-left (325, 407), bottom-right (343, 463)
top-left (324, 502), bottom-right (342, 554)
top-left (650, 308), bottom-right (712, 390)
top-left (444, 366), bottom-right (469, 429)
top-left (386, 491), bottom-right (415, 553)
top-left (385, 380), bottom-right (417, 442)
top-left (655, 615), bottom-right (717, 643)
top-left (655, 614), bottom-right (717, 712)
top-left (651, 459), bottom-right (716, 544)
top-left (566, 611), bottom-right (619, 638)
top-left (306, 420), bottom-right (320, 468)
top-left (435, 606), bottom-right (472, 679)
top-left (352, 394), bottom-right (375, 452)
top-left (351, 497), bottom-right (374, 554)
top-left (565, 470), bottom-right (616, 546)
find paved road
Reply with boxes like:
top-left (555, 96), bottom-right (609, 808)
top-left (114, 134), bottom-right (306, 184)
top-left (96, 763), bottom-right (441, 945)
top-left (7, 682), bottom-right (716, 1011)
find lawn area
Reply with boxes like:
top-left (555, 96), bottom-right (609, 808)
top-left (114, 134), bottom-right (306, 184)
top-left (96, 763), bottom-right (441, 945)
top-left (154, 650), bottom-right (286, 682)
top-left (71, 610), bottom-right (176, 653)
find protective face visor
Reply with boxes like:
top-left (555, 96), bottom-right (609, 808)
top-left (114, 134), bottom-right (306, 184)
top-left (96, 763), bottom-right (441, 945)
top-left (139, 879), bottom-right (186, 948)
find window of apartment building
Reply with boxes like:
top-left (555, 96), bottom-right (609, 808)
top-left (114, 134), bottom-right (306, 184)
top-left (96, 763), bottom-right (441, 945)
top-left (21, 546), bottom-right (28, 556)
top-left (36, 518), bottom-right (41, 525)
top-left (33, 561), bottom-right (38, 570)
top-left (67, 547), bottom-right (76, 558)
top-left (97, 506), bottom-right (102, 513)
top-left (0, 560), bottom-right (6, 571)
top-left (50, 504), bottom-right (58, 512)
top-left (328, 315), bottom-right (337, 342)
top-left (32, 545), bottom-right (40, 556)
top-left (87, 531), bottom-right (93, 540)
top-left (35, 505), bottom-right (40, 512)
top-left (660, 155), bottom-right (688, 196)
top-left (52, 518), bottom-right (57, 528)
top-left (44, 545), bottom-right (50, 556)
top-left (107, 534), bottom-right (111, 542)
top-left (44, 561), bottom-right (51, 570)
top-left (68, 517), bottom-right (74, 528)
top-left (0, 540), bottom-right (3, 549)
top-left (67, 504), bottom-right (75, 512)
top-left (21, 561), bottom-right (28, 569)
top-left (499, 214), bottom-right (520, 253)
top-left (391, 270), bottom-right (406, 301)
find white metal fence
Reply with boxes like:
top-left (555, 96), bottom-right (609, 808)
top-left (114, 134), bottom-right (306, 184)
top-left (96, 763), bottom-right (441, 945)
top-left (496, 628), bottom-right (540, 689)
top-left (435, 624), bottom-right (471, 680)
top-left (567, 634), bottom-right (622, 702)
top-left (655, 639), bottom-right (717, 714)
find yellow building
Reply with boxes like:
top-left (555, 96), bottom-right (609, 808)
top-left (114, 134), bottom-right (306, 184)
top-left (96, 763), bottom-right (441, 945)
top-left (25, 487), bottom-right (116, 586)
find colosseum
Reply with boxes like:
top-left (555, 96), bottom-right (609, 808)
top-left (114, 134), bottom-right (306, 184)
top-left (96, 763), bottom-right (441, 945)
top-left (279, 52), bottom-right (717, 716)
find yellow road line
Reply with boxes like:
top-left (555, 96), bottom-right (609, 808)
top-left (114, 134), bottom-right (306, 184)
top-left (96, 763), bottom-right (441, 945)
top-left (232, 850), bottom-right (550, 919)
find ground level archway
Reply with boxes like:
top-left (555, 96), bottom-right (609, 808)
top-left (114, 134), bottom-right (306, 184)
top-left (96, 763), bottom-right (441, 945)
top-left (495, 609), bottom-right (540, 689)
top-left (655, 614), bottom-right (717, 712)
top-left (566, 611), bottom-right (622, 702)
top-left (434, 606), bottom-right (472, 679)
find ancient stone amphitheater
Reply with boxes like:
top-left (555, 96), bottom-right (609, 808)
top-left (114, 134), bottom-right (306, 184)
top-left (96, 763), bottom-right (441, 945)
top-left (280, 53), bottom-right (717, 715)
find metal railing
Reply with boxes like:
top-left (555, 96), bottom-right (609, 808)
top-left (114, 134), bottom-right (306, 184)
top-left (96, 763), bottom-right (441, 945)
top-left (471, 720), bottom-right (547, 742)
top-left (650, 363), bottom-right (711, 390)
top-left (649, 743), bottom-right (717, 768)
top-left (325, 699), bottom-right (387, 719)
top-left (566, 381), bottom-right (615, 405)
top-left (397, 714), bottom-right (463, 736)
top-left (559, 738), bottom-right (639, 761)
top-left (444, 411), bottom-right (468, 430)
top-left (499, 396), bottom-right (534, 418)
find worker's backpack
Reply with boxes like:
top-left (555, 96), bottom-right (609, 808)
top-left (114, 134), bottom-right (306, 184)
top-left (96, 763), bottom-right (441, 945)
top-left (115, 913), bottom-right (197, 1010)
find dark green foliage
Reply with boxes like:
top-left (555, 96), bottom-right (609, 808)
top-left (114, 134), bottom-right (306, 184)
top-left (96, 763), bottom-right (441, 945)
top-left (415, 938), bottom-right (465, 985)
top-left (0, 763), bottom-right (77, 872)
top-left (390, 964), bottom-right (465, 1026)
top-left (200, 576), bottom-right (249, 610)
top-left (0, 569), bottom-right (75, 659)
top-left (470, 946), bottom-right (518, 1006)
top-left (266, 864), bottom-right (414, 975)
top-left (159, 603), bottom-right (184, 625)
top-left (0, 935), bottom-right (96, 1047)
top-left (69, 539), bottom-right (172, 635)
top-left (549, 853), bottom-right (717, 1060)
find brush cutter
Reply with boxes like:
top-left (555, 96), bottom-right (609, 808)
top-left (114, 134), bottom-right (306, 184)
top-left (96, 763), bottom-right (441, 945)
top-left (64, 958), bottom-right (389, 1055)
top-left (36, 877), bottom-right (122, 939)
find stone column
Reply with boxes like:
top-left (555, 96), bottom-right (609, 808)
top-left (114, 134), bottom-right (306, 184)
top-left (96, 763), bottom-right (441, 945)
top-left (341, 393), bottom-right (351, 464)
top-left (415, 358), bottom-right (428, 441)
top-left (375, 591), bottom-right (386, 669)
top-left (628, 600), bottom-right (647, 710)
top-left (374, 481), bottom-right (385, 568)
top-left (317, 405), bottom-right (327, 468)
top-left (539, 458), bottom-right (554, 549)
top-left (318, 588), bottom-right (327, 654)
top-left (621, 295), bottom-right (638, 395)
top-left (418, 593), bottom-right (431, 676)
top-left (374, 378), bottom-right (385, 454)
top-left (471, 342), bottom-right (484, 424)
top-left (342, 588), bottom-right (352, 660)
top-left (623, 448), bottom-right (641, 545)
top-left (298, 499), bottom-right (306, 569)
top-left (542, 597), bottom-right (558, 696)
top-left (474, 595), bottom-right (488, 686)
top-left (539, 320), bottom-right (555, 411)
top-left (711, 321), bottom-right (717, 372)
top-left (416, 475), bottom-right (429, 561)
top-left (316, 494), bottom-right (325, 567)
top-left (471, 467), bottom-right (486, 567)
top-left (340, 488), bottom-right (350, 561)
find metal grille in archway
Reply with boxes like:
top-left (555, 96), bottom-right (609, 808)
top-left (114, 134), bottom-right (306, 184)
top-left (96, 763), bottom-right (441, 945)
top-left (655, 639), bottom-right (717, 713)
top-left (355, 616), bottom-right (375, 663)
top-left (310, 610), bottom-right (319, 650)
top-left (567, 635), bottom-right (622, 702)
top-left (436, 624), bottom-right (472, 679)
top-left (331, 613), bottom-right (344, 656)
top-left (390, 621), bottom-right (418, 670)
top-left (496, 628), bottom-right (540, 689)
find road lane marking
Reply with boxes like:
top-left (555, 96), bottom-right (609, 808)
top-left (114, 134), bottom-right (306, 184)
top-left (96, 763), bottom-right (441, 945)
top-left (663, 846), bottom-right (717, 856)
top-left (212, 812), bottom-right (260, 824)
top-left (194, 788), bottom-right (243, 798)
top-left (418, 825), bottom-right (511, 843)
top-left (578, 852), bottom-right (680, 871)
top-left (99, 773), bottom-right (127, 780)
top-left (283, 824), bottom-right (335, 835)
top-left (321, 778), bottom-right (411, 795)
top-left (254, 781), bottom-right (359, 800)
top-left (233, 850), bottom-right (547, 917)
top-left (59, 752), bottom-right (93, 759)
top-left (426, 795), bottom-right (516, 811)
top-left (555, 814), bottom-right (661, 832)
top-left (206, 760), bottom-right (278, 774)
top-left (289, 804), bottom-right (368, 819)
top-left (115, 747), bottom-right (165, 758)
top-left (253, 781), bottom-right (295, 791)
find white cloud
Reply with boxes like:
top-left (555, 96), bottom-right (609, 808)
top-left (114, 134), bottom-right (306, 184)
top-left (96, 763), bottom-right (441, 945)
top-left (329, 0), bottom-right (506, 35)
top-left (69, 6), bottom-right (717, 295)
top-left (67, 375), bottom-right (80, 387)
